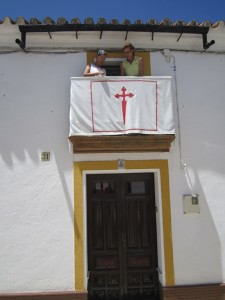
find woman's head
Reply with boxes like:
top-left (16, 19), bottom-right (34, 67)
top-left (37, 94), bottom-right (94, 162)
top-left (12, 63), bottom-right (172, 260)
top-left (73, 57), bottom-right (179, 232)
top-left (95, 49), bottom-right (107, 66)
top-left (123, 42), bottom-right (135, 60)
top-left (123, 42), bottom-right (135, 51)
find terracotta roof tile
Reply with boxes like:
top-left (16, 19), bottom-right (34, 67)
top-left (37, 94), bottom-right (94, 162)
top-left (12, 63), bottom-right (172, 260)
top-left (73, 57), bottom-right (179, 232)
top-left (71, 18), bottom-right (81, 24)
top-left (135, 19), bottom-right (143, 25)
top-left (122, 19), bottom-right (131, 25)
top-left (2, 16), bottom-right (16, 24)
top-left (173, 20), bottom-right (186, 26)
top-left (211, 20), bottom-right (225, 28)
top-left (57, 17), bottom-right (68, 25)
top-left (146, 19), bottom-right (158, 25)
top-left (159, 18), bottom-right (172, 26)
top-left (16, 16), bottom-right (29, 24)
top-left (97, 18), bottom-right (107, 24)
top-left (30, 18), bottom-right (42, 25)
top-left (84, 17), bottom-right (94, 24)
top-left (199, 21), bottom-right (212, 27)
top-left (0, 16), bottom-right (223, 29)
top-left (43, 17), bottom-right (55, 24)
top-left (186, 20), bottom-right (199, 26)
top-left (109, 19), bottom-right (119, 25)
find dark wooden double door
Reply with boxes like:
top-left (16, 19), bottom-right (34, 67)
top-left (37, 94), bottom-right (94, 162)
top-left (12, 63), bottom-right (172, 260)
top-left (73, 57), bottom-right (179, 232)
top-left (87, 173), bottom-right (159, 300)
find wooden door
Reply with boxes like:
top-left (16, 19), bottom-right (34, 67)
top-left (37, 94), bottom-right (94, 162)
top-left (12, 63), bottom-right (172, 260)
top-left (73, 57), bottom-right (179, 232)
top-left (87, 173), bottom-right (158, 300)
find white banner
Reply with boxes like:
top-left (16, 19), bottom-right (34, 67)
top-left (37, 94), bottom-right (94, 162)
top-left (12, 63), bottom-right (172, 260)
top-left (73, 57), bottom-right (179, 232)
top-left (69, 77), bottom-right (175, 136)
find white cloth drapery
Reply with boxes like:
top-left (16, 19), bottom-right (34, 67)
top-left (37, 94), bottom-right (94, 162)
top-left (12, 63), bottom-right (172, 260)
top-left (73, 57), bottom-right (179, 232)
top-left (69, 76), bottom-right (175, 136)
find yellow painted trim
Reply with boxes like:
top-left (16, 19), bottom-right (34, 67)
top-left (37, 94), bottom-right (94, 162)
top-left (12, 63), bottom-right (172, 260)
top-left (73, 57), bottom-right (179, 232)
top-left (74, 160), bottom-right (174, 290)
top-left (87, 51), bottom-right (151, 76)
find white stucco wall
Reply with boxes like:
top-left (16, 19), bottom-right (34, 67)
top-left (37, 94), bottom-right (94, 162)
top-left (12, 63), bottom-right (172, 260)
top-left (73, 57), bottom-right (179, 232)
top-left (0, 52), bottom-right (86, 292)
top-left (151, 50), bottom-right (225, 284)
top-left (1, 49), bottom-right (225, 293)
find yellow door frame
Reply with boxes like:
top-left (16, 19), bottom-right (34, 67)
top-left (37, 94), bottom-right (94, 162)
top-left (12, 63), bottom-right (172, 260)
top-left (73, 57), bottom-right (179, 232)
top-left (74, 160), bottom-right (174, 291)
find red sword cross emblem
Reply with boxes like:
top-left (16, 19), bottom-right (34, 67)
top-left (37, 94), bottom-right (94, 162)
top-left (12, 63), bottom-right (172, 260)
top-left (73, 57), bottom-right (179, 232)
top-left (114, 86), bottom-right (134, 124)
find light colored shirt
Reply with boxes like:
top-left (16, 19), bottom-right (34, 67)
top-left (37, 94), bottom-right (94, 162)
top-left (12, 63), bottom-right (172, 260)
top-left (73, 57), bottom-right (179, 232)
top-left (122, 56), bottom-right (140, 76)
top-left (90, 63), bottom-right (106, 76)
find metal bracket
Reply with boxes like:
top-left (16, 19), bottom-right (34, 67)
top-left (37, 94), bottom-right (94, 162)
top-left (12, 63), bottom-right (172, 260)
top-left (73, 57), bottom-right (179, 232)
top-left (15, 31), bottom-right (26, 50)
top-left (15, 24), bottom-right (215, 51)
top-left (203, 32), bottom-right (215, 50)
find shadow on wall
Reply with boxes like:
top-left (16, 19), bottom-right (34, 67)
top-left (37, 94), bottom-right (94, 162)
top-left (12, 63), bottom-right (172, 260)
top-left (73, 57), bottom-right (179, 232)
top-left (0, 52), bottom-right (86, 224)
top-left (172, 162), bottom-right (224, 284)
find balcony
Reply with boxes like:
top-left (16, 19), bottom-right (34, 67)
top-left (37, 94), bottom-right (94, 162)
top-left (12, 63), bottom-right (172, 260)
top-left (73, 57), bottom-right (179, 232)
top-left (69, 76), bottom-right (175, 153)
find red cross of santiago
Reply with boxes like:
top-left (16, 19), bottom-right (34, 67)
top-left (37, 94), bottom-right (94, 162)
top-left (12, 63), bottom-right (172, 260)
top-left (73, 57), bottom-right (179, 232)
top-left (114, 86), bottom-right (134, 124)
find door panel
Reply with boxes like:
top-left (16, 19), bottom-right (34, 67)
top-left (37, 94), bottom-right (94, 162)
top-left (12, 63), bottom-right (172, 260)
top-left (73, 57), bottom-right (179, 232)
top-left (87, 173), bottom-right (158, 300)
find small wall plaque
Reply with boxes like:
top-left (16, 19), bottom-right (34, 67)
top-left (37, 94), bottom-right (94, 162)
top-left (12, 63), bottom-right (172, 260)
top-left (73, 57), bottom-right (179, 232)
top-left (118, 159), bottom-right (125, 170)
top-left (41, 152), bottom-right (50, 161)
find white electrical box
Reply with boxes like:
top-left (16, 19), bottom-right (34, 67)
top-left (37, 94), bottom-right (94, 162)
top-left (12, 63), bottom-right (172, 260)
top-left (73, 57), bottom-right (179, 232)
top-left (183, 194), bottom-right (200, 214)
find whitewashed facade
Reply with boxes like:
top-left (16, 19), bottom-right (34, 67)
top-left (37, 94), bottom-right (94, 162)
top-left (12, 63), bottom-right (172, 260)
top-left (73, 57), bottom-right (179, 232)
top-left (0, 18), bottom-right (225, 299)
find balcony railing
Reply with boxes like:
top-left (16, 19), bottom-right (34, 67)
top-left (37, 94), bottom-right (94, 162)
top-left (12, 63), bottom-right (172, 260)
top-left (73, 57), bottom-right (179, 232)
top-left (69, 76), bottom-right (175, 153)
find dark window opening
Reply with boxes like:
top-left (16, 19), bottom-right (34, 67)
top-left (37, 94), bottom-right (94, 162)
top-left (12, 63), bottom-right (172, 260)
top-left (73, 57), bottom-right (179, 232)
top-left (105, 65), bottom-right (120, 76)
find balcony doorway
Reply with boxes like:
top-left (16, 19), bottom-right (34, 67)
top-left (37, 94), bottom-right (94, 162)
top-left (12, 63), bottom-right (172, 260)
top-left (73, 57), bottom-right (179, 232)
top-left (86, 51), bottom-right (151, 76)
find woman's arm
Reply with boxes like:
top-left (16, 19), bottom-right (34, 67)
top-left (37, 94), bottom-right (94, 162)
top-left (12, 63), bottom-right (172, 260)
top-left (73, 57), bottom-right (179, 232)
top-left (120, 62), bottom-right (125, 76)
top-left (84, 65), bottom-right (92, 76)
top-left (139, 57), bottom-right (145, 76)
top-left (84, 65), bottom-right (104, 77)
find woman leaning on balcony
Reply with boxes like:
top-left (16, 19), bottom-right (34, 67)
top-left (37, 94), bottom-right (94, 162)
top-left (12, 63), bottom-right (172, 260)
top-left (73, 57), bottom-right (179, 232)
top-left (120, 42), bottom-right (144, 76)
top-left (84, 49), bottom-right (107, 77)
